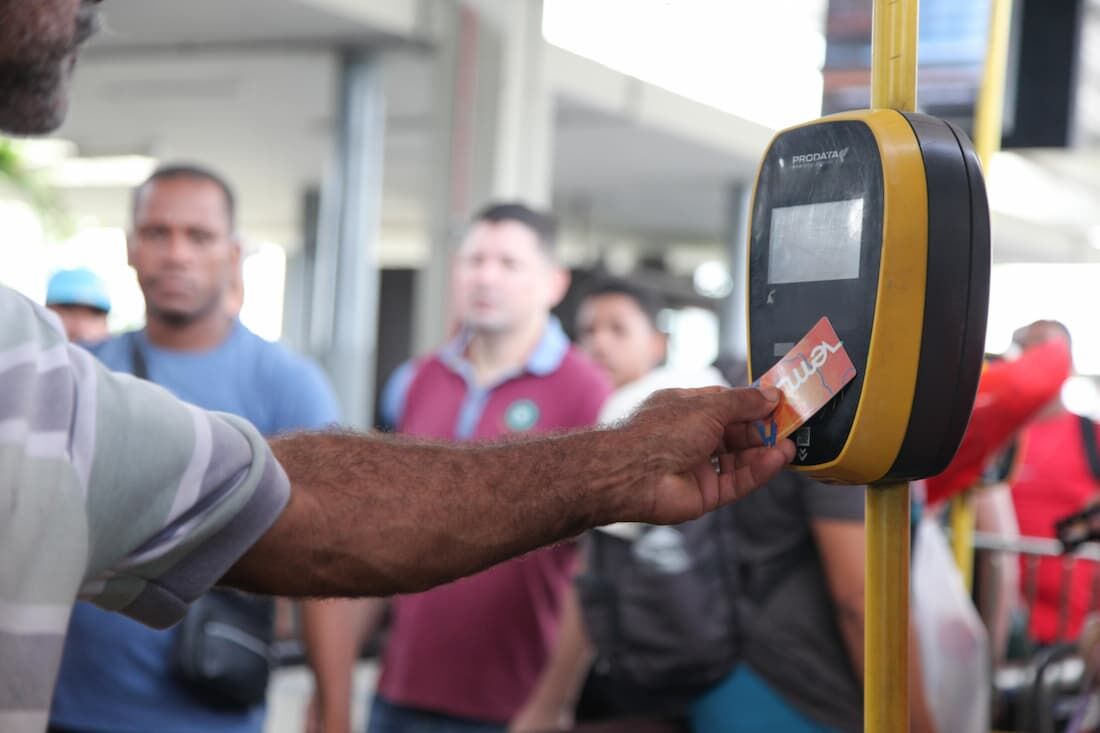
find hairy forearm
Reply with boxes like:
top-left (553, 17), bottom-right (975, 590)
top-left (224, 387), bottom-right (794, 597)
top-left (227, 428), bottom-right (638, 597)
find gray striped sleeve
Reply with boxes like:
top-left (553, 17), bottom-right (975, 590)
top-left (0, 286), bottom-right (291, 724)
top-left (0, 289), bottom-right (97, 728)
top-left (78, 354), bottom-right (290, 627)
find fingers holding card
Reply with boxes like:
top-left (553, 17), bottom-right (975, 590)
top-left (752, 317), bottom-right (857, 447)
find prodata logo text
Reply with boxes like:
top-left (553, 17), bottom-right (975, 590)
top-left (789, 147), bottom-right (850, 168)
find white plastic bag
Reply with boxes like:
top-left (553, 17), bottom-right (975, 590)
top-left (913, 517), bottom-right (991, 733)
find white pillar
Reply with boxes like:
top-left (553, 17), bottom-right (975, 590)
top-left (312, 50), bottom-right (386, 428)
top-left (721, 183), bottom-right (753, 359)
top-left (412, 0), bottom-right (555, 354)
top-left (476, 0), bottom-right (553, 206)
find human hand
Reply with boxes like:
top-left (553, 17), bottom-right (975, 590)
top-left (304, 690), bottom-right (321, 733)
top-left (1011, 320), bottom-right (1071, 353)
top-left (303, 689), bottom-right (351, 733)
top-left (508, 702), bottom-right (572, 733)
top-left (616, 386), bottom-right (795, 525)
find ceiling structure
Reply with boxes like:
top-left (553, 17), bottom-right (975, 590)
top-left (34, 0), bottom-right (1100, 270)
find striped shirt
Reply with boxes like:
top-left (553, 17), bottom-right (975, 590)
top-left (0, 286), bottom-right (291, 733)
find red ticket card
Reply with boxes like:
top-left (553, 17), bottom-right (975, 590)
top-left (753, 317), bottom-right (857, 446)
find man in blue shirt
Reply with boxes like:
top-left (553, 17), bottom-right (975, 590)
top-left (50, 164), bottom-right (340, 733)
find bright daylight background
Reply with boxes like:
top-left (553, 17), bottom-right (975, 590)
top-left (3, 0), bottom-right (1098, 411)
top-left (542, 0), bottom-right (827, 130)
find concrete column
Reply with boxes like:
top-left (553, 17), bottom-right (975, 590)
top-left (312, 50), bottom-right (386, 428)
top-left (412, 1), bottom-right (465, 355)
top-left (720, 183), bottom-right (753, 359)
top-left (280, 188), bottom-right (319, 355)
top-left (477, 0), bottom-right (554, 206)
top-left (412, 0), bottom-right (555, 355)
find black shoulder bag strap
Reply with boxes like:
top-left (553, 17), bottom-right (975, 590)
top-left (127, 327), bottom-right (275, 706)
top-left (128, 331), bottom-right (149, 381)
top-left (1078, 414), bottom-right (1100, 484)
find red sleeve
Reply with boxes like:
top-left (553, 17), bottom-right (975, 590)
top-left (925, 339), bottom-right (1071, 505)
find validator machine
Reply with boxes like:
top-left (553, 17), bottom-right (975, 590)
top-left (747, 109), bottom-right (991, 485)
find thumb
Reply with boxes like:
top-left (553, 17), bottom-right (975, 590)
top-left (710, 386), bottom-right (781, 425)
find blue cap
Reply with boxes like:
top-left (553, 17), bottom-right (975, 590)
top-left (46, 268), bottom-right (111, 313)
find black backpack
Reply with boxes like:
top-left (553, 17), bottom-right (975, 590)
top-left (128, 334), bottom-right (275, 709)
top-left (575, 508), bottom-right (742, 716)
top-left (1079, 414), bottom-right (1100, 483)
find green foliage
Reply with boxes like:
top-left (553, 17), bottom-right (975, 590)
top-left (0, 138), bottom-right (71, 238)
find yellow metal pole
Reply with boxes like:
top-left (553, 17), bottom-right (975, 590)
top-left (866, 482), bottom-right (912, 733)
top-left (950, 491), bottom-right (976, 590)
top-left (870, 0), bottom-right (920, 111)
top-left (867, 1), bottom-right (918, 732)
top-left (973, 0), bottom-right (1014, 169)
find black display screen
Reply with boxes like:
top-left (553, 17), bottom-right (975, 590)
top-left (749, 120), bottom-right (884, 466)
top-left (768, 198), bottom-right (864, 284)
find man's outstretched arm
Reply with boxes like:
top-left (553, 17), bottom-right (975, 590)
top-left (222, 386), bottom-right (793, 598)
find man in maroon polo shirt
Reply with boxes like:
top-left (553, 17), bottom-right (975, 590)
top-left (306, 202), bottom-right (612, 733)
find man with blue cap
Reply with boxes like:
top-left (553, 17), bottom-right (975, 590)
top-left (45, 266), bottom-right (111, 342)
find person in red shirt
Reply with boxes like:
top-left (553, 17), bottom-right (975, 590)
top-left (1007, 320), bottom-right (1100, 644)
top-left (305, 203), bottom-right (612, 733)
top-left (924, 335), bottom-right (1072, 507)
top-left (919, 323), bottom-right (1071, 661)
